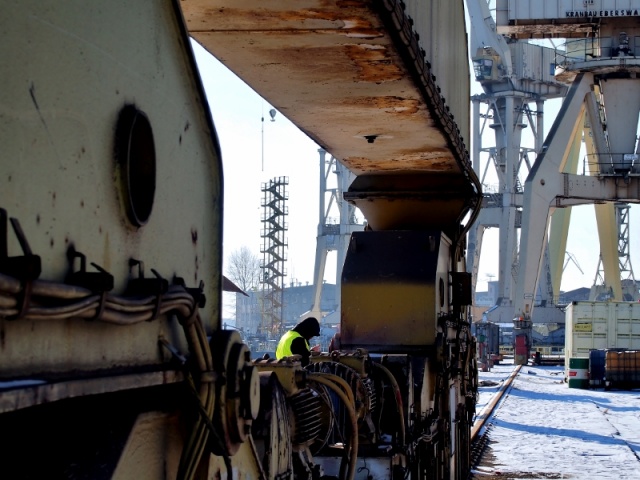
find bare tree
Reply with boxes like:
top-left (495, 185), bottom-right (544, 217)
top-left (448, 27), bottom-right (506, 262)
top-left (226, 246), bottom-right (261, 292)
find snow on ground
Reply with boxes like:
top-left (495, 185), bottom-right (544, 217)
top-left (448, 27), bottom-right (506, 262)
top-left (473, 362), bottom-right (640, 479)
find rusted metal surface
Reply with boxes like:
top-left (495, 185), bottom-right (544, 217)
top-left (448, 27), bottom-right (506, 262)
top-left (494, 0), bottom-right (637, 39)
top-left (183, 0), bottom-right (460, 172)
top-left (182, 0), bottom-right (481, 231)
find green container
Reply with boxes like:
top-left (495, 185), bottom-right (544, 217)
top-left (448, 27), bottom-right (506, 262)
top-left (568, 357), bottom-right (589, 388)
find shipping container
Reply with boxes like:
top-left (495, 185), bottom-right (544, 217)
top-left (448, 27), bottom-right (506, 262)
top-left (565, 301), bottom-right (640, 373)
top-left (472, 322), bottom-right (500, 353)
top-left (605, 350), bottom-right (640, 390)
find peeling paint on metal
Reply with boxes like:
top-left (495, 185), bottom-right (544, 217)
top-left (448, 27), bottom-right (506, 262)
top-left (348, 96), bottom-right (420, 114)
top-left (344, 44), bottom-right (403, 83)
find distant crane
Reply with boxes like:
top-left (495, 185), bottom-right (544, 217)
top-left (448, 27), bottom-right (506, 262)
top-left (498, 1), bottom-right (640, 366)
top-left (563, 252), bottom-right (583, 275)
top-left (301, 149), bottom-right (364, 324)
top-left (467, 0), bottom-right (568, 331)
top-left (590, 203), bottom-right (639, 301)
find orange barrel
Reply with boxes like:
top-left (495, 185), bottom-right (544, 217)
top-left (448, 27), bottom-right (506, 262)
top-left (568, 358), bottom-right (589, 389)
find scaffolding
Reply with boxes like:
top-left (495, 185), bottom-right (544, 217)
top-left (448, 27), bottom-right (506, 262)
top-left (260, 177), bottom-right (289, 339)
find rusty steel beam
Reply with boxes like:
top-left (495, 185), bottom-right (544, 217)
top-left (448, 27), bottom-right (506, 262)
top-left (182, 0), bottom-right (482, 233)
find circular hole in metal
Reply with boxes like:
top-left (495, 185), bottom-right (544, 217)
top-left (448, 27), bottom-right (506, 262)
top-left (115, 105), bottom-right (156, 227)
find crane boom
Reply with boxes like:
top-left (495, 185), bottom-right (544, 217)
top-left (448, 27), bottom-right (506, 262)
top-left (467, 0), bottom-right (513, 81)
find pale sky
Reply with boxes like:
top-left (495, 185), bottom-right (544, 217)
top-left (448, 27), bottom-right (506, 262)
top-left (192, 39), bottom-right (640, 297)
top-left (192, 40), bottom-right (338, 290)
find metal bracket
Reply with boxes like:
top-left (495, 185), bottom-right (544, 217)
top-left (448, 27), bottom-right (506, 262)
top-left (174, 276), bottom-right (206, 309)
top-left (65, 246), bottom-right (114, 293)
top-left (125, 258), bottom-right (168, 321)
top-left (0, 209), bottom-right (41, 320)
top-left (0, 208), bottom-right (41, 281)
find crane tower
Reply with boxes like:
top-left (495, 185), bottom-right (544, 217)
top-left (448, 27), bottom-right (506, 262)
top-left (302, 149), bottom-right (365, 324)
top-left (467, 0), bottom-right (569, 330)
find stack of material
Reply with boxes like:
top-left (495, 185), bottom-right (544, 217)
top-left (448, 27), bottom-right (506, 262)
top-left (605, 350), bottom-right (640, 390)
top-left (589, 348), bottom-right (628, 388)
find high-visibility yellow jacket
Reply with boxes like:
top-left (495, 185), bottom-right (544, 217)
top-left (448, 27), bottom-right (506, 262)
top-left (275, 330), bottom-right (309, 359)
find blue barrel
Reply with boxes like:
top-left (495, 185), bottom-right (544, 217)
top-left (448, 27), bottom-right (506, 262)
top-left (589, 350), bottom-right (605, 387)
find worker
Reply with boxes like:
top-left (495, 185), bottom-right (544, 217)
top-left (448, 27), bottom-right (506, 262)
top-left (275, 316), bottom-right (321, 366)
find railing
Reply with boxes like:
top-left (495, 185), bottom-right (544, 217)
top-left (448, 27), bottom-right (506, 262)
top-left (582, 152), bottom-right (640, 175)
top-left (483, 192), bottom-right (502, 207)
top-left (555, 36), bottom-right (639, 71)
top-left (532, 346), bottom-right (565, 356)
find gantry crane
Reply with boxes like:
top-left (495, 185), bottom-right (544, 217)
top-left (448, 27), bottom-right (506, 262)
top-left (495, 0), bottom-right (640, 363)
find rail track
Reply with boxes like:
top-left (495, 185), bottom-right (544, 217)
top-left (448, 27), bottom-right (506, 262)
top-left (469, 365), bottom-right (522, 474)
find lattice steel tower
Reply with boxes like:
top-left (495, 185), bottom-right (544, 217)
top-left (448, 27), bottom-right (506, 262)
top-left (260, 177), bottom-right (288, 339)
top-left (467, 0), bottom-right (568, 327)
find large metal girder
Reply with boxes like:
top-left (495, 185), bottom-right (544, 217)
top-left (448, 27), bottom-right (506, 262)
top-left (495, 0), bottom-right (640, 39)
top-left (182, 0), bottom-right (481, 232)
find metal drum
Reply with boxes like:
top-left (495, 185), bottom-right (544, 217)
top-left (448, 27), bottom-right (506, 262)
top-left (568, 358), bottom-right (589, 389)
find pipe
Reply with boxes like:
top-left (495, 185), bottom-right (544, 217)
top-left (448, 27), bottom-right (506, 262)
top-left (308, 373), bottom-right (358, 480)
top-left (310, 371), bottom-right (356, 409)
top-left (177, 312), bottom-right (218, 480)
